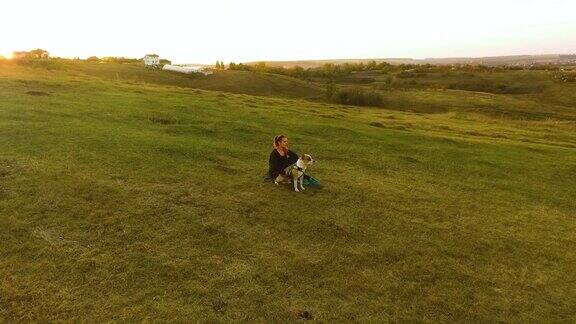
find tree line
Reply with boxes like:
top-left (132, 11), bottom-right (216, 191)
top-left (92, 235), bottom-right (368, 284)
top-left (223, 60), bottom-right (567, 81)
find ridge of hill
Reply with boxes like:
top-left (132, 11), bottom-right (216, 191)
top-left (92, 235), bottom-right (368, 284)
top-left (246, 54), bottom-right (576, 68)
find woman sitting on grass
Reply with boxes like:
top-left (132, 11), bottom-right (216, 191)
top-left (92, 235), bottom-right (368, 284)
top-left (268, 135), bottom-right (298, 182)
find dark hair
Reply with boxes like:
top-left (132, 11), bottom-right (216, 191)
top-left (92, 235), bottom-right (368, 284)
top-left (273, 135), bottom-right (286, 148)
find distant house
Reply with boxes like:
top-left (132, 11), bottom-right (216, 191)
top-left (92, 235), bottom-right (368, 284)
top-left (143, 54), bottom-right (160, 67)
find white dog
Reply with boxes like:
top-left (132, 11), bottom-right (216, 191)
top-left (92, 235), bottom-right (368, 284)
top-left (275, 154), bottom-right (316, 192)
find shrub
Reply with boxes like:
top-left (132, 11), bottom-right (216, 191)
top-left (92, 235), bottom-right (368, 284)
top-left (331, 87), bottom-right (383, 107)
top-left (396, 71), bottom-right (416, 79)
top-left (553, 72), bottom-right (576, 83)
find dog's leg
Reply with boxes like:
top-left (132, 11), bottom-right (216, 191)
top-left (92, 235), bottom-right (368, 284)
top-left (300, 176), bottom-right (305, 191)
top-left (275, 174), bottom-right (285, 185)
top-left (293, 177), bottom-right (300, 192)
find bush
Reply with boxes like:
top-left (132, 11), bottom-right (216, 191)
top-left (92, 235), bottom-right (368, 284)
top-left (396, 71), bottom-right (416, 78)
top-left (553, 72), bottom-right (576, 83)
top-left (331, 87), bottom-right (383, 107)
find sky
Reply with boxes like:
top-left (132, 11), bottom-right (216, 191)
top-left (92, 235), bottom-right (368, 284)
top-left (1, 0), bottom-right (575, 64)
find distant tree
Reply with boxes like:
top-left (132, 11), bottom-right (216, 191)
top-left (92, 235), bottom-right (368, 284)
top-left (254, 62), bottom-right (267, 72)
top-left (100, 56), bottom-right (139, 64)
top-left (27, 49), bottom-right (50, 59)
top-left (377, 62), bottom-right (392, 71)
top-left (236, 63), bottom-right (250, 71)
top-left (290, 65), bottom-right (305, 78)
top-left (86, 56), bottom-right (100, 62)
top-left (229, 62), bottom-right (237, 70)
top-left (366, 60), bottom-right (377, 70)
top-left (384, 75), bottom-right (394, 86)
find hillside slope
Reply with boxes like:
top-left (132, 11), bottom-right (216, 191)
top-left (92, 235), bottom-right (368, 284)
top-left (336, 69), bottom-right (576, 119)
top-left (1, 64), bottom-right (575, 322)
top-left (51, 61), bottom-right (325, 100)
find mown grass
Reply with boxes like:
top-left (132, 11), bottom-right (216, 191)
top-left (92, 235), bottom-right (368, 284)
top-left (1, 64), bottom-right (575, 321)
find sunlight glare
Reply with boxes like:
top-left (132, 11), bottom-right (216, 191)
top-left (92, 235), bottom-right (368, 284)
top-left (0, 49), bottom-right (13, 59)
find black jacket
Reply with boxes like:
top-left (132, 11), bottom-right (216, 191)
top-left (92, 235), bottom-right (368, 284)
top-left (268, 149), bottom-right (298, 179)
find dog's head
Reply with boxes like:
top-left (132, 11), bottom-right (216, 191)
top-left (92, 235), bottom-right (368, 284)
top-left (300, 154), bottom-right (316, 166)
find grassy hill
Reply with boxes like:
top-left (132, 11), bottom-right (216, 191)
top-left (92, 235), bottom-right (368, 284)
top-left (1, 63), bottom-right (575, 321)
top-left (335, 69), bottom-right (576, 119)
top-left (37, 61), bottom-right (325, 100)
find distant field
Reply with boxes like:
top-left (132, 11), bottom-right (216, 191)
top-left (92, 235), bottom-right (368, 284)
top-left (247, 54), bottom-right (576, 68)
top-left (1, 63), bottom-right (575, 321)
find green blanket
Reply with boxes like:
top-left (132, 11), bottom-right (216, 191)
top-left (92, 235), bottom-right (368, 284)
top-left (303, 174), bottom-right (321, 187)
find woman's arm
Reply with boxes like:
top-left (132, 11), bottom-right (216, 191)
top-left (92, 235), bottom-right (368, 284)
top-left (286, 150), bottom-right (299, 165)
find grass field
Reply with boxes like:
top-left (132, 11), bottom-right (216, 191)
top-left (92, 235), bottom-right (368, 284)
top-left (1, 63), bottom-right (575, 321)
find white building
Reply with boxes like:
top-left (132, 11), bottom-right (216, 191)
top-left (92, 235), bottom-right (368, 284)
top-left (162, 64), bottom-right (213, 76)
top-left (143, 54), bottom-right (160, 67)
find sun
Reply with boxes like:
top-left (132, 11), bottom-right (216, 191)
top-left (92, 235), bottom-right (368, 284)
top-left (0, 50), bottom-right (13, 59)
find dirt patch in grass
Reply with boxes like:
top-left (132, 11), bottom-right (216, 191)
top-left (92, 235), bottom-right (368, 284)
top-left (369, 121), bottom-right (385, 128)
top-left (400, 156), bottom-right (419, 163)
top-left (297, 310), bottom-right (314, 320)
top-left (149, 116), bottom-right (180, 125)
top-left (392, 125), bottom-right (409, 130)
top-left (435, 125), bottom-right (452, 131)
top-left (211, 296), bottom-right (227, 313)
top-left (214, 164), bottom-right (236, 174)
top-left (26, 91), bottom-right (50, 96)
